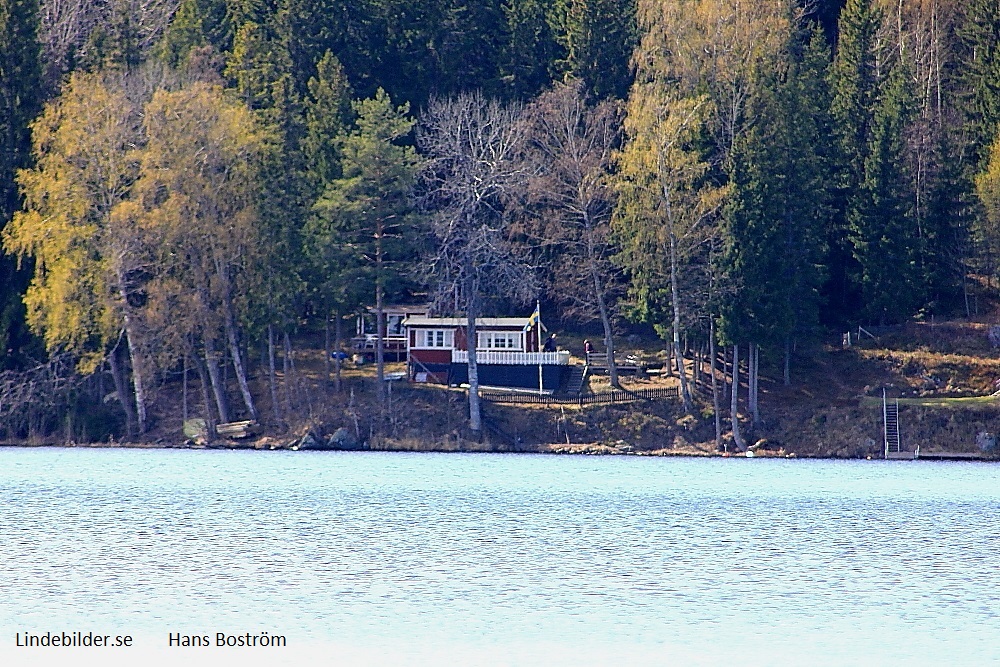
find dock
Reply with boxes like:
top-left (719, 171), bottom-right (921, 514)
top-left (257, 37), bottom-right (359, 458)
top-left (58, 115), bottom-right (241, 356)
top-left (886, 450), bottom-right (992, 461)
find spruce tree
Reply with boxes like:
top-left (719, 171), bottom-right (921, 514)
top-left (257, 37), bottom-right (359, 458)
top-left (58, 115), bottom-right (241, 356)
top-left (549, 0), bottom-right (637, 100)
top-left (157, 0), bottom-right (232, 68)
top-left (303, 51), bottom-right (353, 187)
top-left (827, 0), bottom-right (882, 323)
top-left (503, 0), bottom-right (562, 99)
top-left (720, 27), bottom-right (833, 386)
top-left (0, 0), bottom-right (42, 369)
top-left (852, 64), bottom-right (919, 324)
top-left (956, 0), bottom-right (1000, 169)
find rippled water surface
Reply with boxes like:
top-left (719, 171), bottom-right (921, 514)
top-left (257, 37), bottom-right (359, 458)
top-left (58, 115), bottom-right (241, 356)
top-left (1, 449), bottom-right (998, 665)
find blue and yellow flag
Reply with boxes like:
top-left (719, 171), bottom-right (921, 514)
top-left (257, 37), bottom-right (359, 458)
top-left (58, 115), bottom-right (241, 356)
top-left (524, 302), bottom-right (540, 332)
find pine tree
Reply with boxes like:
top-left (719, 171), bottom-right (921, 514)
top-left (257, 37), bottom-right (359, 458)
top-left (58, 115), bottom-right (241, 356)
top-left (0, 0), bottom-right (42, 369)
top-left (312, 88), bottom-right (422, 408)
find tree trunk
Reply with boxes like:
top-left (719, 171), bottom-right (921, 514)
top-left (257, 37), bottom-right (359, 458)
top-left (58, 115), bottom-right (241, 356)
top-left (376, 221), bottom-right (387, 408)
top-left (192, 349), bottom-right (218, 441)
top-left (268, 324), bottom-right (281, 423)
top-left (324, 312), bottom-right (331, 388)
top-left (710, 321), bottom-right (721, 451)
top-left (182, 353), bottom-right (189, 425)
top-left (283, 331), bottom-right (294, 416)
top-left (114, 266), bottom-right (148, 433)
top-left (107, 337), bottom-right (137, 437)
top-left (376, 282), bottom-right (386, 408)
top-left (596, 278), bottom-right (619, 389)
top-left (747, 343), bottom-right (757, 426)
top-left (334, 310), bottom-right (343, 393)
top-left (466, 273), bottom-right (482, 434)
top-left (731, 344), bottom-right (745, 451)
top-left (783, 337), bottom-right (791, 386)
top-left (587, 214), bottom-right (620, 389)
top-left (669, 229), bottom-right (693, 413)
top-left (721, 345), bottom-right (729, 399)
top-left (123, 328), bottom-right (147, 434)
top-left (204, 333), bottom-right (230, 424)
top-left (750, 343), bottom-right (760, 428)
top-left (221, 293), bottom-right (257, 420)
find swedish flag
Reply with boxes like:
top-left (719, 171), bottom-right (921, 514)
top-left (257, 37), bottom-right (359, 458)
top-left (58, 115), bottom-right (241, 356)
top-left (524, 301), bottom-right (540, 332)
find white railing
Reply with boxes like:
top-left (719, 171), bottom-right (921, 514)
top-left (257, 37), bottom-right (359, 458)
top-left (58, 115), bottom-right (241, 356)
top-left (452, 350), bottom-right (571, 365)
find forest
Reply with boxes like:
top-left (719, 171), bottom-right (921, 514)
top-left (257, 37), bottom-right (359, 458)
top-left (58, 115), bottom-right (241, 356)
top-left (2, 0), bottom-right (1000, 444)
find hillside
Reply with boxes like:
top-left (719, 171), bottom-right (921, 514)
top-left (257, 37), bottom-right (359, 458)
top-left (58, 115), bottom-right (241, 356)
top-left (79, 316), bottom-right (996, 460)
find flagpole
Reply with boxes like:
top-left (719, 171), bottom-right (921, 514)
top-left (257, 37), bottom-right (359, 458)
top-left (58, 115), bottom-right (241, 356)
top-left (537, 300), bottom-right (543, 394)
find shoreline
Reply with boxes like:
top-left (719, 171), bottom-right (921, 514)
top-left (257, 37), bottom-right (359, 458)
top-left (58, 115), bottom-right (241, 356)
top-left (1, 439), bottom-right (995, 461)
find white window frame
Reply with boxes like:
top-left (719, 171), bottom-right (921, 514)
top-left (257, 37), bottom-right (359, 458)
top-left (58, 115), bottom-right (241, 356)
top-left (477, 331), bottom-right (523, 351)
top-left (413, 329), bottom-right (454, 349)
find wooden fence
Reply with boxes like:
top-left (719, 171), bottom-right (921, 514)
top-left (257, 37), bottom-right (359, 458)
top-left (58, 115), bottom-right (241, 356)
top-left (480, 386), bottom-right (676, 407)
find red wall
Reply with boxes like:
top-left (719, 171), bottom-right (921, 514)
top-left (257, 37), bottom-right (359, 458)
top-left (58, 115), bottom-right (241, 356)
top-left (410, 349), bottom-right (452, 364)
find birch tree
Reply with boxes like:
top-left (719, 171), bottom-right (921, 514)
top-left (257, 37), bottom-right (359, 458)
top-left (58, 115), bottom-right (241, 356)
top-left (615, 92), bottom-right (726, 414)
top-left (418, 92), bottom-right (535, 434)
top-left (137, 81), bottom-right (270, 423)
top-left (2, 71), bottom-right (152, 434)
top-left (523, 80), bottom-right (624, 386)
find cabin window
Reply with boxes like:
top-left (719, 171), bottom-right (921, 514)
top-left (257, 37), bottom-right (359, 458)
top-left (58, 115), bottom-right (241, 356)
top-left (477, 331), bottom-right (522, 350)
top-left (415, 329), bottom-right (453, 348)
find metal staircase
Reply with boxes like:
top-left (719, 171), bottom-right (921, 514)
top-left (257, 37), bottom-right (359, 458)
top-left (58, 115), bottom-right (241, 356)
top-left (883, 389), bottom-right (901, 457)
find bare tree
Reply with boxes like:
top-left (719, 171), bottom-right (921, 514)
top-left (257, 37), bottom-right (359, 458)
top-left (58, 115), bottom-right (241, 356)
top-left (523, 80), bottom-right (625, 387)
top-left (39, 0), bottom-right (180, 87)
top-left (418, 92), bottom-right (535, 435)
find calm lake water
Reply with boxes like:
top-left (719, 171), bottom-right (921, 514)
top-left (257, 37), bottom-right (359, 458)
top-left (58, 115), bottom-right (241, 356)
top-left (1, 449), bottom-right (998, 666)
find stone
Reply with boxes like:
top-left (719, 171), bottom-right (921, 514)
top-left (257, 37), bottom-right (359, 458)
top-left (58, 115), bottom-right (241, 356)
top-left (327, 427), bottom-right (363, 450)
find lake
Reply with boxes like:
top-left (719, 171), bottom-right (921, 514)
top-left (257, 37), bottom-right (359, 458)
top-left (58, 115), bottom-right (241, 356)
top-left (1, 449), bottom-right (998, 666)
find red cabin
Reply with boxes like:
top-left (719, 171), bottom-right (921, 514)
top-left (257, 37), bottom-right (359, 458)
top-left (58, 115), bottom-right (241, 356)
top-left (404, 315), bottom-right (569, 393)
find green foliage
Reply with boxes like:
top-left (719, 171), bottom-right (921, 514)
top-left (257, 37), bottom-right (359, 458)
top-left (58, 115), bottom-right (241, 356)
top-left (852, 63), bottom-right (919, 324)
top-left (0, 0), bottom-right (42, 367)
top-left (548, 0), bottom-right (636, 100)
top-left (157, 0), bottom-right (232, 67)
top-left (822, 0), bottom-right (969, 324)
top-left (503, 0), bottom-right (562, 98)
top-left (2, 72), bottom-right (144, 371)
top-left (309, 88), bottom-right (422, 313)
top-left (303, 51), bottom-right (353, 186)
top-left (721, 27), bottom-right (835, 348)
top-left (956, 0), bottom-right (1000, 169)
top-left (80, 0), bottom-right (141, 72)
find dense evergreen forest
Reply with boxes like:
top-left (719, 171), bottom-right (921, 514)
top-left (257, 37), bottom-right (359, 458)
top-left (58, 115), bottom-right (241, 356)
top-left (2, 0), bottom-right (1000, 441)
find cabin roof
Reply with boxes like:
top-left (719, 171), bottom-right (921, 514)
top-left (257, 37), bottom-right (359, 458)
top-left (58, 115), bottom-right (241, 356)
top-left (365, 304), bottom-right (430, 315)
top-left (403, 316), bottom-right (541, 329)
